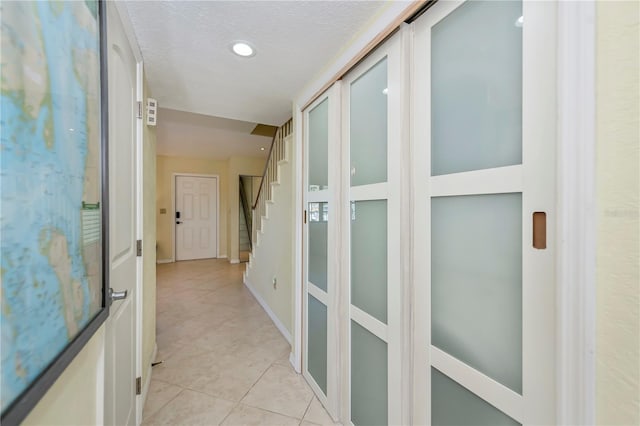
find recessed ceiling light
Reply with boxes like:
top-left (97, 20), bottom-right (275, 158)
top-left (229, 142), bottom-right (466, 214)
top-left (260, 147), bottom-right (265, 151)
top-left (231, 41), bottom-right (255, 57)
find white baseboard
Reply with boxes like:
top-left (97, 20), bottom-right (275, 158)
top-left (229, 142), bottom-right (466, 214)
top-left (140, 343), bottom-right (157, 419)
top-left (217, 254), bottom-right (228, 259)
top-left (289, 351), bottom-right (298, 372)
top-left (244, 279), bottom-right (292, 344)
top-left (230, 258), bottom-right (240, 264)
top-left (156, 259), bottom-right (173, 264)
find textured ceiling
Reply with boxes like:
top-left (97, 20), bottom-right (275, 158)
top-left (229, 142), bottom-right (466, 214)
top-left (156, 108), bottom-right (272, 159)
top-left (124, 0), bottom-right (387, 125)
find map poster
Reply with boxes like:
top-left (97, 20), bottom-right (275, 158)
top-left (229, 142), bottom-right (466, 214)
top-left (1, 1), bottom-right (107, 422)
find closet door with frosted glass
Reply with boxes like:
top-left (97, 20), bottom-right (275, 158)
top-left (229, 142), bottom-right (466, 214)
top-left (303, 83), bottom-right (340, 420)
top-left (412, 1), bottom-right (557, 425)
top-left (342, 32), bottom-right (404, 426)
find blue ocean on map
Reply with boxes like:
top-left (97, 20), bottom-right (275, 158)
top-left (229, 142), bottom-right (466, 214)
top-left (1, 1), bottom-right (101, 413)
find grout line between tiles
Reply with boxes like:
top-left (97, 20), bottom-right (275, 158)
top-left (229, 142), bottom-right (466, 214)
top-left (300, 395), bottom-right (314, 425)
top-left (143, 388), bottom-right (186, 424)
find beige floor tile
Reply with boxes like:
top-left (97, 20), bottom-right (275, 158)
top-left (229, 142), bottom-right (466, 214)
top-left (155, 335), bottom-right (196, 362)
top-left (150, 351), bottom-right (213, 387)
top-left (188, 354), bottom-right (271, 401)
top-left (160, 340), bottom-right (213, 364)
top-left (303, 397), bottom-right (336, 425)
top-left (221, 404), bottom-right (300, 426)
top-left (146, 259), bottom-right (309, 424)
top-left (241, 364), bottom-right (314, 419)
top-left (143, 389), bottom-right (235, 426)
top-left (142, 380), bottom-right (183, 420)
top-left (272, 352), bottom-right (292, 367)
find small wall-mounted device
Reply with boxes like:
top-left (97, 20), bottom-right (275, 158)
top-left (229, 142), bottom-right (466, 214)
top-left (146, 98), bottom-right (157, 126)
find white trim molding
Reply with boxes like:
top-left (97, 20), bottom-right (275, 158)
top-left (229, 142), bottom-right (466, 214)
top-left (139, 343), bottom-right (157, 420)
top-left (113, 2), bottom-right (143, 62)
top-left (156, 259), bottom-right (173, 264)
top-left (556, 1), bottom-right (597, 424)
top-left (135, 60), bottom-right (145, 426)
top-left (244, 278), bottom-right (292, 344)
top-left (292, 101), bottom-right (304, 374)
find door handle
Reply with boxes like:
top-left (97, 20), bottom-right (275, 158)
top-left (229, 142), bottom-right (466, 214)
top-left (109, 288), bottom-right (128, 302)
top-left (176, 221), bottom-right (182, 224)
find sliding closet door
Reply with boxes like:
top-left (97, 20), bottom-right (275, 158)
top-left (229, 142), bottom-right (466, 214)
top-left (342, 32), bottom-right (405, 426)
top-left (412, 1), bottom-right (557, 425)
top-left (303, 83), bottom-right (340, 419)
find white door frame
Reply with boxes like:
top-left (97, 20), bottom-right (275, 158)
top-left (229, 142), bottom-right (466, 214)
top-left (171, 173), bottom-right (220, 262)
top-left (291, 0), bottom-right (597, 423)
top-left (292, 104), bottom-right (304, 374)
top-left (555, 1), bottom-right (597, 424)
top-left (110, 3), bottom-right (145, 425)
top-left (134, 61), bottom-right (145, 426)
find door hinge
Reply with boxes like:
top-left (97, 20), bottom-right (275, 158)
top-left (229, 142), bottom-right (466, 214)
top-left (136, 377), bottom-right (142, 395)
top-left (136, 101), bottom-right (143, 119)
top-left (304, 210), bottom-right (307, 224)
top-left (136, 239), bottom-right (142, 257)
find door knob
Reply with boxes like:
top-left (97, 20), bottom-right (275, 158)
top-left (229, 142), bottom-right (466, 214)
top-left (176, 221), bottom-right (182, 224)
top-left (109, 288), bottom-right (128, 302)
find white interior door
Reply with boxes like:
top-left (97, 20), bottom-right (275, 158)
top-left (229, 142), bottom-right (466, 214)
top-left (302, 82), bottom-right (341, 420)
top-left (342, 32), bottom-right (404, 426)
top-left (105, 2), bottom-right (138, 425)
top-left (175, 175), bottom-right (218, 261)
top-left (412, 1), bottom-right (557, 424)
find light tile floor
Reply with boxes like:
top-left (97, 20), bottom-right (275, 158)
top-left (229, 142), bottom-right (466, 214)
top-left (144, 259), bottom-right (336, 426)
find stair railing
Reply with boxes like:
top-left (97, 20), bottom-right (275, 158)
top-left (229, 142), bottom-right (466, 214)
top-left (239, 177), bottom-right (252, 250)
top-left (251, 118), bottom-right (293, 245)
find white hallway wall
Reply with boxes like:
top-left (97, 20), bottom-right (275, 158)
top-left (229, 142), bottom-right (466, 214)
top-left (595, 1), bottom-right (640, 424)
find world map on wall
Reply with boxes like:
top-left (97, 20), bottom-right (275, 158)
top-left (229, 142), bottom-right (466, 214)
top-left (1, 1), bottom-right (103, 413)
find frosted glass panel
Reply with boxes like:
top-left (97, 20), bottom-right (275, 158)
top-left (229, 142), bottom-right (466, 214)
top-left (350, 58), bottom-right (387, 186)
top-left (308, 295), bottom-right (327, 394)
top-left (308, 98), bottom-right (328, 191)
top-left (351, 321), bottom-right (387, 426)
top-left (431, 0), bottom-right (523, 176)
top-left (351, 200), bottom-right (387, 323)
top-left (432, 368), bottom-right (520, 426)
top-left (432, 193), bottom-right (522, 392)
top-left (308, 202), bottom-right (328, 292)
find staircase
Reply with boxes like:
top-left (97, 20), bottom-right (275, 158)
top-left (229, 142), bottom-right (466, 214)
top-left (250, 119), bottom-right (293, 248)
top-left (242, 118), bottom-right (294, 342)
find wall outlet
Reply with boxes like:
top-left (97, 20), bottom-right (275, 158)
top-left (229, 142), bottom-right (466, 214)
top-left (272, 277), bottom-right (277, 290)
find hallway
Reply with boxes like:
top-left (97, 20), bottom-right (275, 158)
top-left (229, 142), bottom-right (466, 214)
top-left (143, 259), bottom-right (334, 425)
